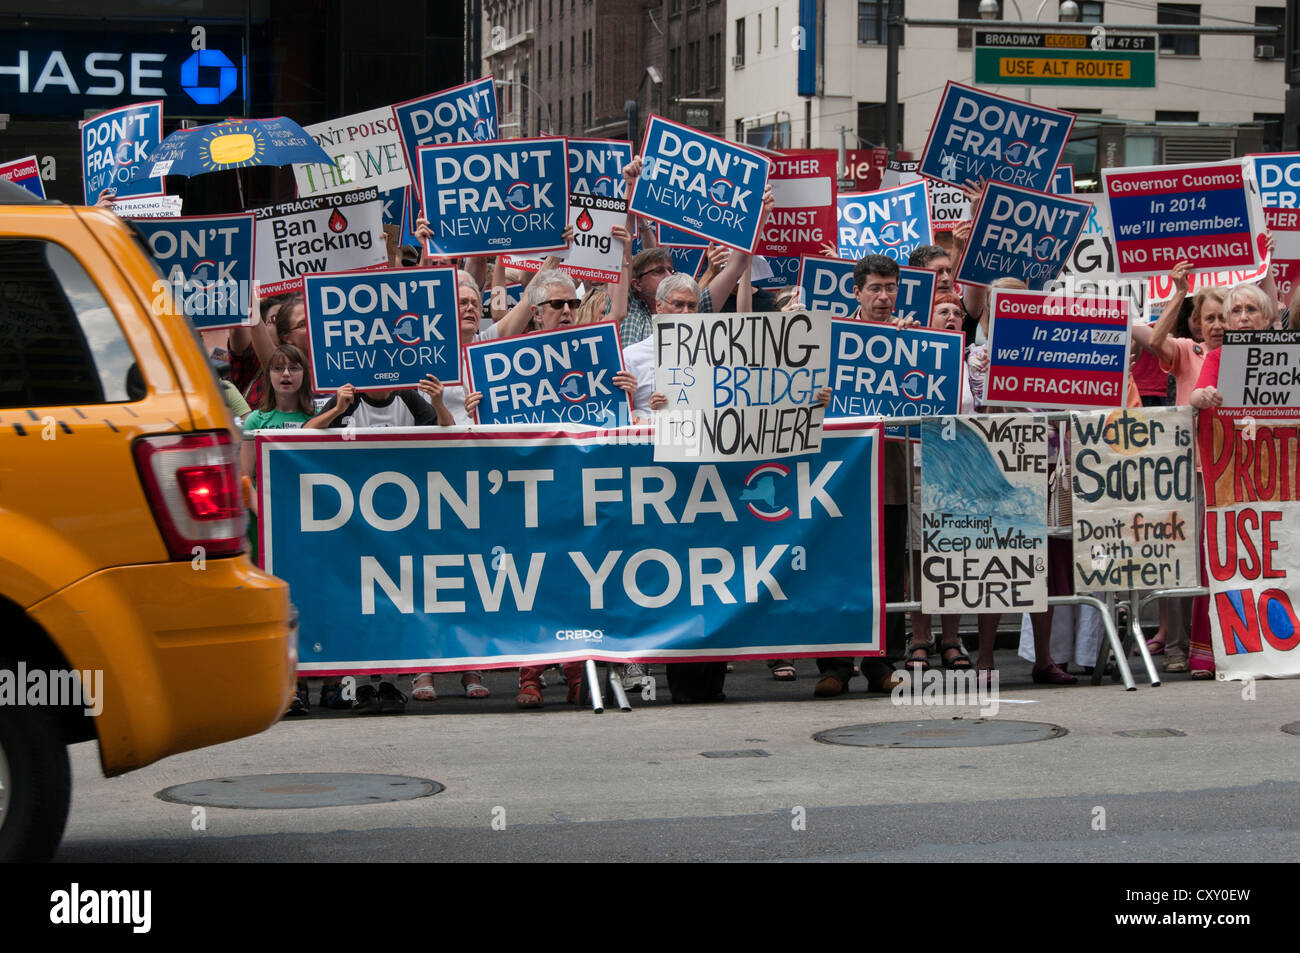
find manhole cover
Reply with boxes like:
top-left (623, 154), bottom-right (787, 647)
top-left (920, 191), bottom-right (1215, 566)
top-left (700, 749), bottom-right (770, 758)
top-left (1282, 722), bottom-right (1300, 736)
top-left (156, 773), bottom-right (442, 809)
top-left (813, 720), bottom-right (1066, 748)
top-left (1114, 728), bottom-right (1186, 738)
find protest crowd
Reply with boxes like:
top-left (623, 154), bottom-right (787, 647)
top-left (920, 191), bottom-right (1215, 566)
top-left (58, 76), bottom-right (1300, 716)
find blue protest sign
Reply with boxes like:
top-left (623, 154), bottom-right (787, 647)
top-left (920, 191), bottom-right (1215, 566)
top-left (568, 138), bottom-right (632, 198)
top-left (1050, 164), bottom-right (1074, 195)
top-left (302, 266), bottom-right (461, 391)
top-left (392, 77), bottom-right (498, 183)
top-left (896, 266), bottom-right (937, 324)
top-left (0, 155), bottom-right (44, 198)
top-left (836, 182), bottom-right (932, 262)
top-left (985, 290), bottom-right (1131, 410)
top-left (379, 187), bottom-right (406, 226)
top-left (955, 182), bottom-right (1089, 290)
top-left (798, 256), bottom-right (857, 315)
top-left (657, 222), bottom-right (711, 248)
top-left (826, 320), bottom-right (965, 435)
top-left (80, 100), bottom-right (164, 204)
top-left (1252, 152), bottom-right (1300, 208)
top-left (631, 114), bottom-right (771, 252)
top-left (754, 256), bottom-right (800, 289)
top-left (919, 83), bottom-right (1074, 193)
top-left (135, 214), bottom-right (254, 330)
top-left (464, 322), bottom-right (627, 425)
top-left (416, 137), bottom-right (568, 257)
top-left (797, 257), bottom-right (938, 322)
top-left (258, 421), bottom-right (884, 672)
top-left (664, 245), bottom-right (707, 280)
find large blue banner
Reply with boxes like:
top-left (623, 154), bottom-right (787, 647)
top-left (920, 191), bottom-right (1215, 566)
top-left (955, 182), bottom-right (1089, 290)
top-left (1251, 152), bottom-right (1300, 208)
top-left (302, 266), bottom-right (461, 391)
top-left (135, 214), bottom-right (254, 330)
top-left (631, 115), bottom-right (772, 252)
top-left (80, 100), bottom-right (164, 204)
top-left (568, 138), bottom-right (632, 198)
top-left (836, 182), bottom-right (932, 261)
top-left (464, 323), bottom-right (628, 426)
top-left (919, 83), bottom-right (1074, 193)
top-left (258, 421), bottom-right (884, 672)
top-left (416, 138), bottom-right (569, 257)
top-left (826, 320), bottom-right (965, 437)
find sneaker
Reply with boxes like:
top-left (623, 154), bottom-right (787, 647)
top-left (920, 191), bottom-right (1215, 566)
top-left (287, 681), bottom-right (310, 716)
top-left (352, 683), bottom-right (381, 714)
top-left (1164, 650), bottom-right (1189, 673)
top-left (319, 682), bottom-right (351, 709)
top-left (621, 663), bottom-right (649, 689)
top-left (377, 681), bottom-right (407, 714)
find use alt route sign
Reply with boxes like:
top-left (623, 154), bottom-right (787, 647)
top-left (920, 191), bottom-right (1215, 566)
top-left (973, 30), bottom-right (1157, 88)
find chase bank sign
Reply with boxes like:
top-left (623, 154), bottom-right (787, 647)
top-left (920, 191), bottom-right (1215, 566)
top-left (0, 26), bottom-right (247, 116)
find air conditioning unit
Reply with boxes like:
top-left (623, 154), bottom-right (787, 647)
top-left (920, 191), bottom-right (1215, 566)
top-left (731, 54), bottom-right (745, 68)
top-left (1256, 44), bottom-right (1276, 59)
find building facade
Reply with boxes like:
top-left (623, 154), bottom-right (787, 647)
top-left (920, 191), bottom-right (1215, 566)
top-left (726, 0), bottom-right (1285, 182)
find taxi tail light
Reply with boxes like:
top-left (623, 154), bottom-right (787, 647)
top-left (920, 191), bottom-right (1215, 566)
top-left (133, 431), bottom-right (246, 560)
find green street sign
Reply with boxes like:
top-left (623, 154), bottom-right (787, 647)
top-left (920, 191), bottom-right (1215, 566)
top-left (973, 30), bottom-right (1157, 88)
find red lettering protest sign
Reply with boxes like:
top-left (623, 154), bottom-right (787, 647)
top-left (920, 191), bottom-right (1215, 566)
top-left (1199, 410), bottom-right (1300, 680)
top-left (758, 150), bottom-right (837, 257)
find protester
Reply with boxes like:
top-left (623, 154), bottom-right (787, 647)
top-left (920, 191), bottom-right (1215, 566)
top-left (614, 155), bottom-right (775, 346)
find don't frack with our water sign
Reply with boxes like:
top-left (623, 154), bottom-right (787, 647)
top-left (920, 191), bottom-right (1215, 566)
top-left (416, 138), bottom-right (569, 257)
top-left (631, 115), bottom-right (772, 253)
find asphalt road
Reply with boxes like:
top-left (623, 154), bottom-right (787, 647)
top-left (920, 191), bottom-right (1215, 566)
top-left (55, 653), bottom-right (1300, 863)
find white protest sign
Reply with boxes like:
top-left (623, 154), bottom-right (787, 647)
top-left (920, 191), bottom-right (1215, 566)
top-left (920, 414), bottom-right (1048, 613)
top-left (502, 192), bottom-right (627, 283)
top-left (652, 310), bottom-right (831, 462)
top-left (249, 187), bottom-right (387, 295)
top-left (1217, 330), bottom-right (1300, 413)
top-left (293, 106), bottom-right (409, 197)
top-left (112, 195), bottom-right (184, 218)
top-left (1071, 407), bottom-right (1197, 592)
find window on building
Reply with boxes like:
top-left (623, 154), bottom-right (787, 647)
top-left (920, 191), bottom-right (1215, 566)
top-left (758, 13), bottom-right (762, 52)
top-left (1077, 1), bottom-right (1103, 21)
top-left (1255, 7), bottom-right (1284, 59)
top-left (774, 7), bottom-right (779, 46)
top-left (1155, 110), bottom-right (1198, 122)
top-left (858, 1), bottom-right (903, 45)
top-left (559, 40), bottom-right (563, 71)
top-left (558, 99), bottom-right (563, 130)
top-left (688, 40), bottom-right (700, 93)
top-left (735, 17), bottom-right (746, 67)
top-left (548, 0), bottom-right (552, 20)
top-left (858, 101), bottom-right (904, 152)
top-left (707, 32), bottom-right (722, 89)
top-left (1157, 4), bottom-right (1199, 56)
top-left (958, 0), bottom-right (997, 50)
top-left (548, 45), bottom-right (553, 78)
top-left (670, 0), bottom-right (682, 14)
top-left (570, 96), bottom-right (575, 133)
top-left (670, 46), bottom-right (682, 97)
top-left (1256, 112), bottom-right (1284, 152)
top-left (570, 36), bottom-right (574, 71)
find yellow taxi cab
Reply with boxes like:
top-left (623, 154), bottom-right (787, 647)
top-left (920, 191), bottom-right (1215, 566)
top-left (0, 179), bottom-right (294, 861)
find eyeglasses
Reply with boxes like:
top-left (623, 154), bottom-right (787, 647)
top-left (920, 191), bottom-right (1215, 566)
top-left (542, 298), bottom-right (581, 310)
top-left (271, 364), bottom-right (304, 375)
top-left (288, 320), bottom-right (307, 331)
top-left (638, 265), bottom-right (674, 279)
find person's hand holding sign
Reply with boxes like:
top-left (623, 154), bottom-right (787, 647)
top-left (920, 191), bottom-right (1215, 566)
top-left (417, 374), bottom-right (454, 425)
top-left (464, 390), bottom-right (484, 419)
top-left (1191, 385), bottom-right (1223, 410)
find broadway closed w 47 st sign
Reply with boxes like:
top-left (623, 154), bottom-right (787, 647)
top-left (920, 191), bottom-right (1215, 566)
top-left (974, 30), bottom-right (1156, 88)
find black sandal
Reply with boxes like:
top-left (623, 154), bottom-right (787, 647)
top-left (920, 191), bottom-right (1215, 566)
top-left (904, 638), bottom-right (933, 672)
top-left (939, 641), bottom-right (973, 671)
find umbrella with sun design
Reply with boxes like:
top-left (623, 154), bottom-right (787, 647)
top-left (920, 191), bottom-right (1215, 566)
top-left (137, 117), bottom-right (334, 180)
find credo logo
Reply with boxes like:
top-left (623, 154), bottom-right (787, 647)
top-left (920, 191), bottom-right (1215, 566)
top-left (555, 629), bottom-right (604, 641)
